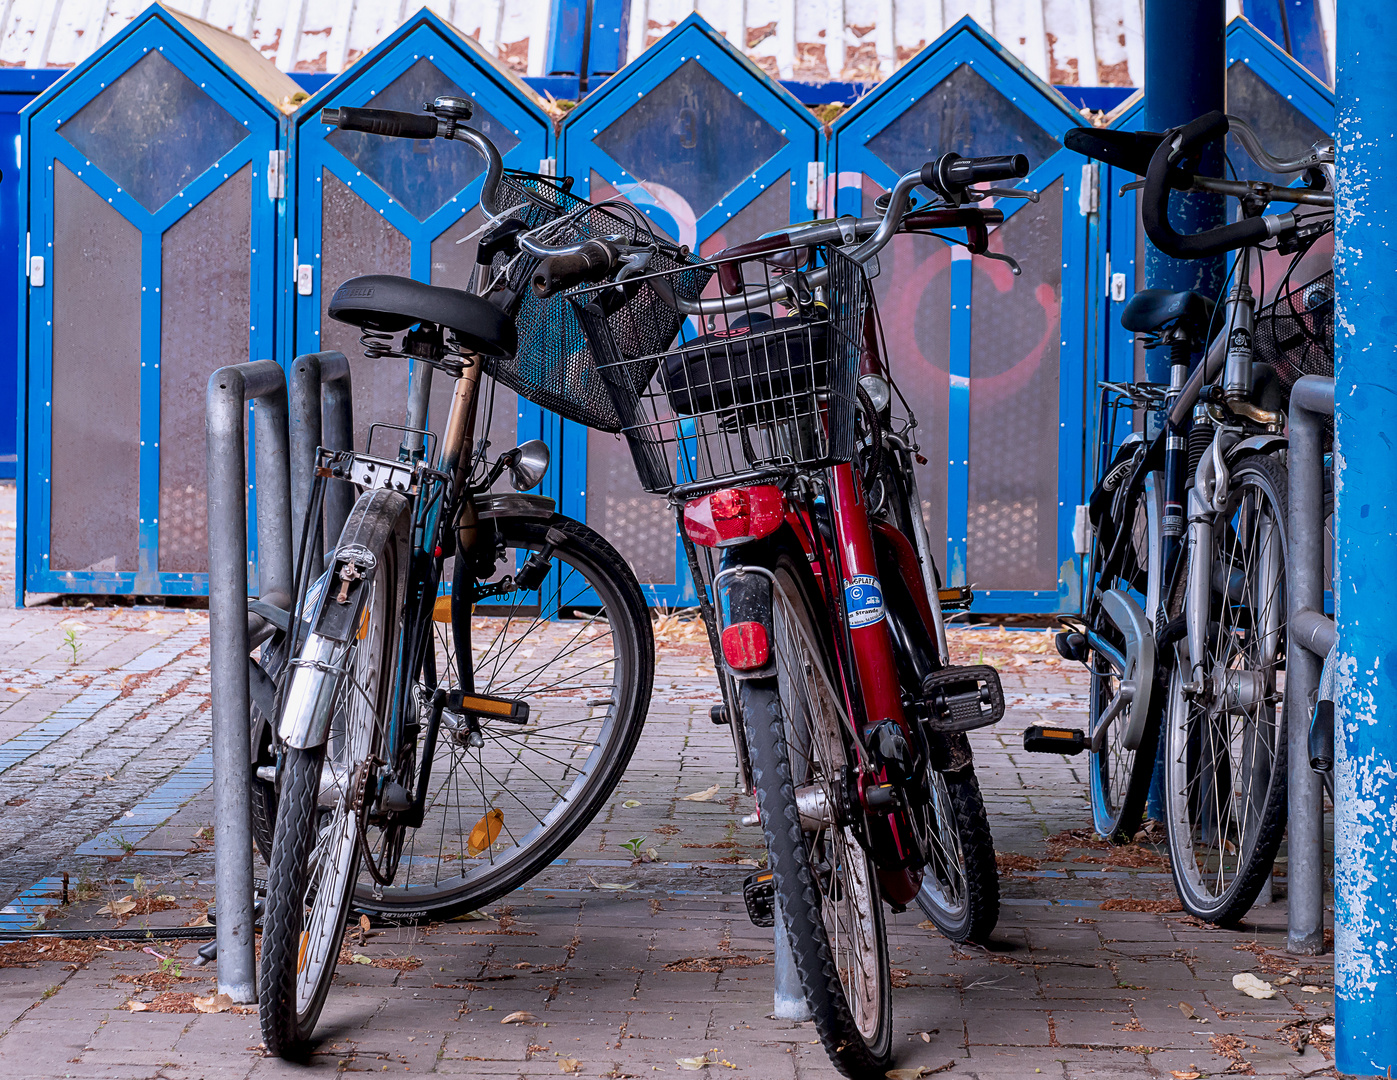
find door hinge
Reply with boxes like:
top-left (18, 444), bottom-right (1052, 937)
top-left (539, 157), bottom-right (557, 177)
top-left (28, 255), bottom-right (44, 288)
top-left (1079, 161), bottom-right (1099, 216)
top-left (1073, 505), bottom-right (1091, 555)
top-left (268, 149), bottom-right (287, 200)
top-left (296, 264), bottom-right (314, 295)
top-left (806, 161), bottom-right (825, 213)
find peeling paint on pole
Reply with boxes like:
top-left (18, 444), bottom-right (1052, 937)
top-left (1333, 0), bottom-right (1397, 1072)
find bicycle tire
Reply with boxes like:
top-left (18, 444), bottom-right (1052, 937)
top-left (741, 550), bottom-right (892, 1078)
top-left (350, 512), bottom-right (653, 922)
top-left (259, 490), bottom-right (407, 1056)
top-left (1163, 453), bottom-right (1290, 924)
top-left (914, 767), bottom-right (1000, 944)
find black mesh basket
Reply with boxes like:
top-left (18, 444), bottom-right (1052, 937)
top-left (476, 171), bottom-right (700, 432)
top-left (572, 244), bottom-right (867, 497)
top-left (1252, 269), bottom-right (1334, 393)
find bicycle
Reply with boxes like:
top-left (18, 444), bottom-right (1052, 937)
top-left (533, 151), bottom-right (1031, 1075)
top-left (1060, 112), bottom-right (1334, 921)
top-left (251, 97), bottom-right (693, 1054)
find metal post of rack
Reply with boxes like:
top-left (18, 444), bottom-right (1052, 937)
top-left (772, 897), bottom-right (812, 1021)
top-left (205, 359), bottom-right (294, 1003)
top-left (1285, 374), bottom-right (1335, 956)
top-left (289, 351), bottom-right (356, 579)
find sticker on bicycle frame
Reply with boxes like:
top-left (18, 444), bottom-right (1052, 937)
top-left (843, 575), bottom-right (886, 628)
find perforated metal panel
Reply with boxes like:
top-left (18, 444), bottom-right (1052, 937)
top-left (159, 166), bottom-right (252, 574)
top-left (49, 162), bottom-right (142, 576)
top-left (967, 179), bottom-right (1063, 592)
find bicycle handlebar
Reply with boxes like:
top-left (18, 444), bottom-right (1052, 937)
top-left (321, 106), bottom-right (440, 140)
top-left (921, 153), bottom-right (1029, 199)
top-left (1142, 111), bottom-right (1292, 259)
top-left (531, 240), bottom-right (621, 297)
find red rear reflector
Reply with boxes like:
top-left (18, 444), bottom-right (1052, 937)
top-left (682, 485), bottom-right (784, 547)
top-left (721, 621), bottom-right (770, 670)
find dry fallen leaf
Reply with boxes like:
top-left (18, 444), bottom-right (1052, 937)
top-left (559, 1059), bottom-right (583, 1074)
top-left (1318, 1024), bottom-right (1335, 1038)
top-left (359, 915), bottom-right (371, 933)
top-left (1275, 976), bottom-right (1292, 985)
top-left (681, 784), bottom-right (722, 802)
top-left (917, 1031), bottom-right (932, 1043)
top-left (1301, 985), bottom-right (1326, 993)
top-left (587, 876), bottom-right (635, 891)
top-left (126, 1000), bottom-right (149, 1012)
top-left (676, 1056), bottom-right (713, 1070)
top-left (1233, 972), bottom-right (1276, 999)
top-left (350, 953), bottom-right (373, 965)
top-left (916, 920), bottom-right (938, 931)
top-left (1170, 1072), bottom-right (1202, 1080)
top-left (501, 1011), bottom-right (538, 1025)
top-left (192, 993), bottom-right (234, 1014)
top-left (97, 896), bottom-right (137, 917)
top-left (622, 800), bottom-right (641, 808)
top-left (886, 1068), bottom-right (934, 1080)
top-left (1178, 1002), bottom-right (1196, 1019)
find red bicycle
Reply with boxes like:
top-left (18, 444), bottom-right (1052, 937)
top-left (540, 151), bottom-right (1032, 1075)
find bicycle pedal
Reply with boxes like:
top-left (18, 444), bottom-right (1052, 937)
top-left (1022, 724), bottom-right (1086, 755)
top-left (742, 871), bottom-right (776, 928)
top-left (937, 586), bottom-right (974, 611)
top-left (920, 664), bottom-right (1004, 733)
top-left (1054, 631), bottom-right (1088, 663)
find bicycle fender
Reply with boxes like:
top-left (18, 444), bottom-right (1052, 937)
top-left (712, 563), bottom-right (776, 680)
top-left (1224, 434), bottom-right (1286, 465)
top-left (1095, 589), bottom-right (1155, 754)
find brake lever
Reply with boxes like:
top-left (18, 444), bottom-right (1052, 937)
top-left (970, 185), bottom-right (1041, 203)
top-left (1119, 179), bottom-right (1146, 196)
top-left (979, 250), bottom-right (1022, 277)
top-left (615, 250), bottom-right (654, 282)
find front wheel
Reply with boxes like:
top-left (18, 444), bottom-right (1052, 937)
top-left (1163, 454), bottom-right (1289, 923)
top-left (741, 552), bottom-right (892, 1078)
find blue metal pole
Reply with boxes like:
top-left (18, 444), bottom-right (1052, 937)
top-left (1141, 0), bottom-right (1227, 384)
top-left (1333, 2), bottom-right (1397, 1073)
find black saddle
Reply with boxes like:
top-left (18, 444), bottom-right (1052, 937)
top-left (1064, 127), bottom-right (1166, 176)
top-left (1121, 288), bottom-right (1216, 337)
top-left (328, 274), bottom-right (516, 359)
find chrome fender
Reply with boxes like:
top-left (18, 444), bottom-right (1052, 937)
top-left (1090, 589), bottom-right (1155, 754)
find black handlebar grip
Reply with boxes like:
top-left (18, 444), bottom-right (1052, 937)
top-left (920, 153), bottom-right (1030, 197)
top-left (532, 241), bottom-right (621, 298)
top-left (1142, 131), bottom-right (1270, 259)
top-left (321, 106), bottom-right (439, 140)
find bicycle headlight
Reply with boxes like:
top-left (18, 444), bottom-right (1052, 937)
top-left (859, 373), bottom-right (891, 413)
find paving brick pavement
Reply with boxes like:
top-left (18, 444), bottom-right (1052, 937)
top-left (0, 484), bottom-right (1343, 1079)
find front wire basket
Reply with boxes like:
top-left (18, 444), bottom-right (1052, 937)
top-left (1252, 268), bottom-right (1334, 392)
top-left (476, 171), bottom-right (700, 432)
top-left (572, 243), bottom-right (867, 497)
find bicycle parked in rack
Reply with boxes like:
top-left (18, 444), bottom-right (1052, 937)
top-left (529, 150), bottom-right (1035, 1076)
top-left (250, 96), bottom-right (693, 1055)
top-left (1055, 112), bottom-right (1334, 923)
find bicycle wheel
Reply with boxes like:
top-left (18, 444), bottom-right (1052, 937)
top-left (1085, 490), bottom-right (1164, 841)
top-left (259, 490), bottom-right (407, 1056)
top-left (742, 551), bottom-right (892, 1078)
top-left (1164, 454), bottom-right (1289, 923)
top-left (914, 767), bottom-right (999, 944)
top-left (350, 513), bottom-right (653, 922)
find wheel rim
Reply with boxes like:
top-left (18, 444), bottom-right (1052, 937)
top-left (1167, 472), bottom-right (1286, 906)
top-left (295, 564), bottom-right (392, 1016)
top-left (356, 532), bottom-right (634, 908)
top-left (915, 770), bottom-right (970, 926)
top-left (771, 572), bottom-right (884, 1043)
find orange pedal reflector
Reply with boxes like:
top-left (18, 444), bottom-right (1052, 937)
top-left (1022, 724), bottom-right (1086, 755)
top-left (467, 808), bottom-right (504, 857)
top-left (448, 690), bottom-right (530, 725)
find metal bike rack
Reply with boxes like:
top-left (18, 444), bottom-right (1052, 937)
top-left (206, 359), bottom-right (294, 1002)
top-left (289, 351), bottom-right (356, 578)
top-left (1286, 373), bottom-right (1335, 956)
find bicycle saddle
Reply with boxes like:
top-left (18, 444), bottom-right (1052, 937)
top-left (1120, 288), bottom-right (1216, 337)
top-left (1064, 127), bottom-right (1166, 175)
top-left (328, 274), bottom-right (516, 359)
